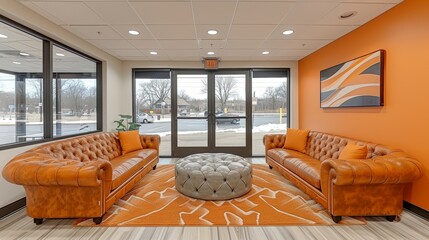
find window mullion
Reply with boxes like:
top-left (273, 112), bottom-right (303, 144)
top-left (43, 40), bottom-right (53, 139)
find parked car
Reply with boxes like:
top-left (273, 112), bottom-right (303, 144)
top-left (215, 113), bottom-right (240, 124)
top-left (137, 113), bottom-right (154, 123)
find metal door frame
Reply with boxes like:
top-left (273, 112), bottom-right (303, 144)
top-left (171, 69), bottom-right (252, 157)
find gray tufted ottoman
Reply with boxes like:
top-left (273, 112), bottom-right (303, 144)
top-left (175, 153), bottom-right (252, 200)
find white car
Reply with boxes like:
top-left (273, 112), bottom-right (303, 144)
top-left (137, 113), bottom-right (154, 123)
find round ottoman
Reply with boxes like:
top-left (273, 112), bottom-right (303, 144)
top-left (175, 153), bottom-right (252, 200)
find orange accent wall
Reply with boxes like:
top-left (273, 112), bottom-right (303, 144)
top-left (298, 0), bottom-right (429, 210)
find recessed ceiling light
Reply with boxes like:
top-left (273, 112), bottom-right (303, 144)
top-left (56, 53), bottom-right (65, 57)
top-left (207, 30), bottom-right (218, 35)
top-left (19, 52), bottom-right (30, 56)
top-left (339, 11), bottom-right (357, 19)
top-left (207, 52), bottom-right (215, 55)
top-left (128, 30), bottom-right (140, 35)
top-left (282, 30), bottom-right (294, 35)
top-left (12, 61), bottom-right (21, 65)
top-left (150, 51), bottom-right (158, 55)
top-left (262, 51), bottom-right (270, 55)
top-left (0, 34), bottom-right (7, 38)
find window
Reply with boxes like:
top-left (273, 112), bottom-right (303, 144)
top-left (133, 70), bottom-right (171, 156)
top-left (252, 70), bottom-right (290, 155)
top-left (0, 16), bottom-right (101, 149)
top-left (53, 45), bottom-right (98, 137)
top-left (133, 69), bottom-right (289, 157)
top-left (0, 20), bottom-right (43, 145)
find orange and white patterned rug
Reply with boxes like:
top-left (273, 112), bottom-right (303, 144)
top-left (76, 164), bottom-right (365, 226)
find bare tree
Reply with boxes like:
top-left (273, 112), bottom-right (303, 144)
top-left (25, 79), bottom-right (42, 113)
top-left (139, 79), bottom-right (171, 109)
top-left (201, 76), bottom-right (237, 111)
top-left (276, 81), bottom-right (288, 108)
top-left (263, 87), bottom-right (278, 110)
top-left (84, 86), bottom-right (96, 114)
top-left (178, 89), bottom-right (191, 102)
top-left (62, 79), bottom-right (88, 116)
top-left (0, 91), bottom-right (15, 113)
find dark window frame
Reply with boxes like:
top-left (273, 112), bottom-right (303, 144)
top-left (0, 15), bottom-right (102, 151)
top-left (132, 68), bottom-right (290, 157)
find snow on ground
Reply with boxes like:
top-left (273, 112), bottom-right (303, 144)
top-left (155, 123), bottom-right (286, 137)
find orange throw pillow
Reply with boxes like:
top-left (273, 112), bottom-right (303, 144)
top-left (118, 130), bottom-right (143, 155)
top-left (283, 128), bottom-right (310, 153)
top-left (339, 142), bottom-right (368, 160)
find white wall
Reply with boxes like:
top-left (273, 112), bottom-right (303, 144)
top-left (0, 1), bottom-right (123, 208)
top-left (122, 61), bottom-right (299, 127)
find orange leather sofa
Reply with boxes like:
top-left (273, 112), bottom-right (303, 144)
top-left (264, 131), bottom-right (422, 223)
top-left (2, 132), bottom-right (160, 225)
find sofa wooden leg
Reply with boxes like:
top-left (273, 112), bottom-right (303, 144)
top-left (269, 165), bottom-right (273, 169)
top-left (34, 218), bottom-right (43, 225)
top-left (153, 165), bottom-right (157, 170)
top-left (331, 215), bottom-right (342, 223)
top-left (386, 215), bottom-right (397, 222)
top-left (93, 217), bottom-right (103, 224)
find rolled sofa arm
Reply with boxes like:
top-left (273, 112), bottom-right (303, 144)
top-left (320, 156), bottom-right (423, 194)
top-left (140, 134), bottom-right (160, 152)
top-left (263, 134), bottom-right (286, 152)
top-left (2, 152), bottom-right (112, 187)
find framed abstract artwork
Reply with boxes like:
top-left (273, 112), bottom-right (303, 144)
top-left (320, 50), bottom-right (385, 108)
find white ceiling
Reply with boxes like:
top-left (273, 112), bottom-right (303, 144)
top-left (14, 0), bottom-right (402, 62)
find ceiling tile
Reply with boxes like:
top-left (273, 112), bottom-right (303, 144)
top-left (68, 26), bottom-right (122, 40)
top-left (251, 55), bottom-right (301, 61)
top-left (299, 25), bottom-right (359, 40)
top-left (270, 49), bottom-right (314, 57)
top-left (159, 40), bottom-right (198, 49)
top-left (128, 40), bottom-right (162, 50)
top-left (17, 0), bottom-right (403, 62)
top-left (233, 2), bottom-right (295, 24)
top-left (225, 40), bottom-right (263, 49)
top-left (267, 25), bottom-right (312, 40)
top-left (318, 3), bottom-right (397, 25)
top-left (261, 39), bottom-right (332, 50)
top-left (195, 25), bottom-right (229, 40)
top-left (107, 49), bottom-right (146, 57)
top-left (130, 2), bottom-right (193, 25)
top-left (147, 25), bottom-right (196, 40)
top-left (86, 2), bottom-right (142, 24)
top-left (281, 1), bottom-right (339, 25)
top-left (198, 39), bottom-right (225, 49)
top-left (31, 2), bottom-right (105, 25)
top-left (169, 56), bottom-right (200, 61)
top-left (166, 49), bottom-right (200, 57)
top-left (222, 49), bottom-right (259, 57)
top-left (221, 56), bottom-right (252, 61)
top-left (192, 2), bottom-right (236, 25)
top-left (228, 25), bottom-right (276, 40)
top-left (111, 25), bottom-right (155, 40)
top-left (122, 56), bottom-right (151, 61)
top-left (87, 39), bottom-right (135, 49)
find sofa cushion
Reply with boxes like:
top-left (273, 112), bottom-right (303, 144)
top-left (283, 128), bottom-right (310, 153)
top-left (339, 142), bottom-right (368, 160)
top-left (267, 148), bottom-right (310, 165)
top-left (110, 149), bottom-right (157, 190)
top-left (282, 157), bottom-right (321, 189)
top-left (118, 130), bottom-right (143, 155)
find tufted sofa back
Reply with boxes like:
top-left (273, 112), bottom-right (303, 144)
top-left (306, 131), bottom-right (400, 162)
top-left (31, 132), bottom-right (122, 162)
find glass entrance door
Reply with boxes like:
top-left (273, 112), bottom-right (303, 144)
top-left (172, 70), bottom-right (251, 157)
